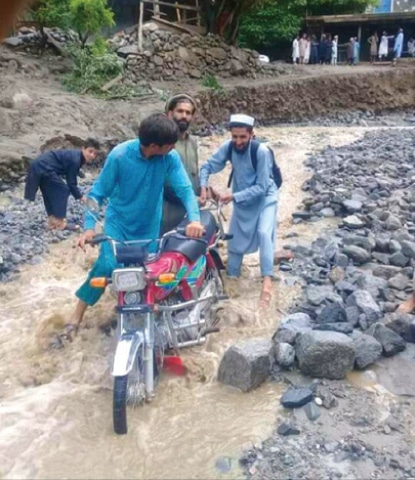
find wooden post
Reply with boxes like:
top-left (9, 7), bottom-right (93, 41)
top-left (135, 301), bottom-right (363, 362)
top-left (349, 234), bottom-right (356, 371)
top-left (195, 0), bottom-right (201, 26)
top-left (138, 0), bottom-right (144, 52)
top-left (175, 2), bottom-right (182, 23)
top-left (154, 0), bottom-right (160, 17)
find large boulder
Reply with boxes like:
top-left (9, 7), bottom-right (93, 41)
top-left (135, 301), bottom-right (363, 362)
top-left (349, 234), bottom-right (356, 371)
top-left (350, 331), bottom-right (383, 369)
top-left (295, 331), bottom-right (355, 380)
top-left (366, 323), bottom-right (406, 357)
top-left (218, 338), bottom-right (273, 392)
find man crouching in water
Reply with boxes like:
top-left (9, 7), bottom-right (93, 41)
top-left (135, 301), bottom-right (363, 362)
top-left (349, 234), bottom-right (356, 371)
top-left (199, 114), bottom-right (279, 308)
top-left (64, 114), bottom-right (204, 338)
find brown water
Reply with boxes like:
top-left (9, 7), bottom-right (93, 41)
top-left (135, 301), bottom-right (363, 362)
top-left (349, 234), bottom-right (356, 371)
top-left (0, 126), bottom-right (369, 479)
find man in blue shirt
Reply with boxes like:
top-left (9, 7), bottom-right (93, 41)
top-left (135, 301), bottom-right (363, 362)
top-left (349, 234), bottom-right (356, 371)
top-left (66, 114), bottom-right (203, 337)
top-left (24, 138), bottom-right (100, 230)
top-left (199, 114), bottom-right (278, 308)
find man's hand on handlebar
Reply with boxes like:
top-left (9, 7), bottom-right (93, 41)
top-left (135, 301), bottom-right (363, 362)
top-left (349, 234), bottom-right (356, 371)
top-left (76, 229), bottom-right (96, 250)
top-left (185, 221), bottom-right (205, 239)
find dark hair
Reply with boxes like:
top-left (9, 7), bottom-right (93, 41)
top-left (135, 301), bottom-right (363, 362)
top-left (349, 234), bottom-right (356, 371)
top-left (229, 122), bottom-right (253, 133)
top-left (84, 138), bottom-right (100, 150)
top-left (139, 114), bottom-right (179, 147)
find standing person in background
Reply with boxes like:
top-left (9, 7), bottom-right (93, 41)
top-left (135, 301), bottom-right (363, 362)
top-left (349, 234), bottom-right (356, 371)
top-left (347, 37), bottom-right (354, 65)
top-left (408, 37), bottom-right (415, 57)
top-left (299, 33), bottom-right (307, 65)
top-left (324, 34), bottom-right (332, 64)
top-left (331, 35), bottom-right (338, 65)
top-left (378, 31), bottom-right (390, 61)
top-left (304, 35), bottom-right (311, 64)
top-left (292, 35), bottom-right (300, 64)
top-left (24, 139), bottom-right (100, 231)
top-left (353, 37), bottom-right (360, 65)
top-left (319, 34), bottom-right (327, 65)
top-left (310, 35), bottom-right (319, 65)
top-left (368, 32), bottom-right (378, 63)
top-left (393, 28), bottom-right (404, 66)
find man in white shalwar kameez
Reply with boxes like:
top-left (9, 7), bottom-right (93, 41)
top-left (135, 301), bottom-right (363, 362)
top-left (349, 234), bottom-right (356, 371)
top-left (199, 114), bottom-right (278, 307)
top-left (292, 36), bottom-right (300, 64)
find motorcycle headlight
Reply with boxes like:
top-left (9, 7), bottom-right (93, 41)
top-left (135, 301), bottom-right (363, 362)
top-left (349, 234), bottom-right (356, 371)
top-left (124, 291), bottom-right (142, 305)
top-left (112, 268), bottom-right (146, 292)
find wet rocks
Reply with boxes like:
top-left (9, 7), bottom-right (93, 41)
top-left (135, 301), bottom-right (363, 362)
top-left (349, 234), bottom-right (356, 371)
top-left (343, 245), bottom-right (371, 265)
top-left (277, 421), bottom-right (300, 436)
top-left (345, 290), bottom-right (381, 325)
top-left (218, 338), bottom-right (273, 392)
top-left (273, 342), bottom-right (295, 368)
top-left (350, 332), bottom-right (382, 369)
top-left (281, 386), bottom-right (313, 409)
top-left (383, 313), bottom-right (415, 343)
top-left (295, 331), bottom-right (355, 380)
top-left (366, 323), bottom-right (406, 357)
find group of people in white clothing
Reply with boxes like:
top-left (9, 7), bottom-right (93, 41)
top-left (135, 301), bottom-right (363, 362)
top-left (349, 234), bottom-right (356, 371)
top-left (293, 27), bottom-right (407, 66)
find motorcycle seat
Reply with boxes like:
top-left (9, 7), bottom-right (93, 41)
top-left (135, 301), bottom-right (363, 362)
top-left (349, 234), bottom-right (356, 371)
top-left (162, 210), bottom-right (218, 263)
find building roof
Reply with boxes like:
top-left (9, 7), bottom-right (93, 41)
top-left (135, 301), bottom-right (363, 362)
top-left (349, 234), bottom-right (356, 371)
top-left (306, 11), bottom-right (415, 25)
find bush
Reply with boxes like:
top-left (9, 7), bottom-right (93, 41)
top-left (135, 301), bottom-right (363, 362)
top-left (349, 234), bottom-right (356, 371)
top-left (62, 42), bottom-right (124, 94)
top-left (202, 74), bottom-right (224, 93)
top-left (69, 0), bottom-right (115, 46)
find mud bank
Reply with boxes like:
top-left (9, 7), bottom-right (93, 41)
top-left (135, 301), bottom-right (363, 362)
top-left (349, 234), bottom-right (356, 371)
top-left (196, 68), bottom-right (415, 126)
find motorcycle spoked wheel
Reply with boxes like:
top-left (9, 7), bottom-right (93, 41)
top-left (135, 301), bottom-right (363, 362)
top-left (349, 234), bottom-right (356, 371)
top-left (113, 342), bottom-right (161, 435)
top-left (113, 345), bottom-right (145, 435)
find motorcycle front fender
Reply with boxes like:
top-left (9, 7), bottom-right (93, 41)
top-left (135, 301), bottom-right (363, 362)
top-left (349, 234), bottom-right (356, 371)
top-left (111, 331), bottom-right (144, 377)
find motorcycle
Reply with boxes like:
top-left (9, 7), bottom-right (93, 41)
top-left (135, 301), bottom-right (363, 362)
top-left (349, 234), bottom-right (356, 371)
top-left (86, 199), bottom-right (230, 435)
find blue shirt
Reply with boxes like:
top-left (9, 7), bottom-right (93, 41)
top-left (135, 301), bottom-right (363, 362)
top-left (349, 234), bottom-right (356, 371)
top-left (85, 139), bottom-right (200, 240)
top-left (33, 149), bottom-right (84, 199)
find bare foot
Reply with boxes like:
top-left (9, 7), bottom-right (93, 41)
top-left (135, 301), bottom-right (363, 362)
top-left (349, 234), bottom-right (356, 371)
top-left (397, 298), bottom-right (415, 314)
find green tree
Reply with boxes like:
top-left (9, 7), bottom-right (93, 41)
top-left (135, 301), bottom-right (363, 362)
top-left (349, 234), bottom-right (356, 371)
top-left (210, 0), bottom-right (378, 47)
top-left (69, 0), bottom-right (115, 47)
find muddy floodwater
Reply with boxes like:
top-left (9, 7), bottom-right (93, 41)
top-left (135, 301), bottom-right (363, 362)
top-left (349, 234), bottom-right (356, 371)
top-left (1, 125), bottom-right (387, 479)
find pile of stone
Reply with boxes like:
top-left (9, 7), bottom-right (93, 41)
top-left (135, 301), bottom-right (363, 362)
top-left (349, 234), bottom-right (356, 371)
top-left (111, 23), bottom-right (284, 82)
top-left (2, 26), bottom-right (77, 50)
top-left (218, 128), bottom-right (415, 392)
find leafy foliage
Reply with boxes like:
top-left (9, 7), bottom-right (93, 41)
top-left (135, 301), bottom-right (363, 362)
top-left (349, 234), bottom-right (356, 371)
top-left (201, 73), bottom-right (224, 93)
top-left (28, 0), bottom-right (71, 32)
top-left (210, 0), bottom-right (378, 48)
top-left (62, 41), bottom-right (124, 95)
top-left (68, 0), bottom-right (115, 46)
top-left (239, 1), bottom-right (301, 48)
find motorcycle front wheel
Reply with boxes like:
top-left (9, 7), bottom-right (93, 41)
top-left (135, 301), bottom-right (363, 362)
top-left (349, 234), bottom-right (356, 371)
top-left (113, 350), bottom-right (144, 435)
top-left (113, 375), bottom-right (129, 435)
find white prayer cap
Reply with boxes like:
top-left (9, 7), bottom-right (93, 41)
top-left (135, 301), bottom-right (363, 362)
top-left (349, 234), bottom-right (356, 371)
top-left (229, 114), bottom-right (255, 127)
